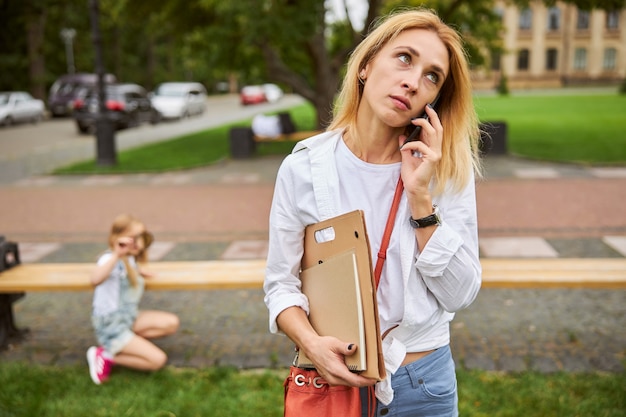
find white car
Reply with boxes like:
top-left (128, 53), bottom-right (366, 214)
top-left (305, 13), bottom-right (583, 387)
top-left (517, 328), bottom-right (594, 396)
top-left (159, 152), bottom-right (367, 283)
top-left (0, 91), bottom-right (45, 126)
top-left (262, 83), bottom-right (283, 103)
top-left (150, 82), bottom-right (207, 120)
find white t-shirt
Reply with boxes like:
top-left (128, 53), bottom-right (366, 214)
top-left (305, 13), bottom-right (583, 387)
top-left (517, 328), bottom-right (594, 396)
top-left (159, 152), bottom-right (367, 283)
top-left (335, 139), bottom-right (404, 334)
top-left (92, 253), bottom-right (140, 316)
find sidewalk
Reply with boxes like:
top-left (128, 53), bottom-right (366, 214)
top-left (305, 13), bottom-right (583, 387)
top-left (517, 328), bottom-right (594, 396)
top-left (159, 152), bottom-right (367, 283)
top-left (1, 151), bottom-right (626, 373)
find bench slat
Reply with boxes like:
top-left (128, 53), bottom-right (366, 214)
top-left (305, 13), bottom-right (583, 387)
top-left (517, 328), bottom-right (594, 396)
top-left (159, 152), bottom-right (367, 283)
top-left (480, 258), bottom-right (626, 288)
top-left (0, 261), bottom-right (267, 292)
top-left (0, 258), bottom-right (625, 292)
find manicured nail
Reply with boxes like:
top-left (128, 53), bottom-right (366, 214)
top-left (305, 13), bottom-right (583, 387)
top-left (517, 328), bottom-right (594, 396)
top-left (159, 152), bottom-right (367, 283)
top-left (347, 344), bottom-right (354, 351)
top-left (427, 103), bottom-right (434, 109)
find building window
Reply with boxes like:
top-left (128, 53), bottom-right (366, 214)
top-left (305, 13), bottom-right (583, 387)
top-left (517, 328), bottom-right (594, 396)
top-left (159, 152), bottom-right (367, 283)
top-left (577, 10), bottom-right (590, 30)
top-left (606, 10), bottom-right (620, 30)
top-left (518, 49), bottom-right (530, 70)
top-left (573, 48), bottom-right (587, 70)
top-left (547, 7), bottom-right (560, 30)
top-left (603, 48), bottom-right (617, 70)
top-left (546, 48), bottom-right (558, 70)
top-left (519, 8), bottom-right (532, 30)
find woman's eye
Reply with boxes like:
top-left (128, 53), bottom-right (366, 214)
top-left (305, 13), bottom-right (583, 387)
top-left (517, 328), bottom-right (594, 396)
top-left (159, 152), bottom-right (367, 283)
top-left (426, 73), bottom-right (439, 84)
top-left (398, 53), bottom-right (411, 65)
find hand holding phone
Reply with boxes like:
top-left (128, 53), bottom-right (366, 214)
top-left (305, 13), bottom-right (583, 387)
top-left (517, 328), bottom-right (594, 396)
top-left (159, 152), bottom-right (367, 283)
top-left (403, 93), bottom-right (440, 146)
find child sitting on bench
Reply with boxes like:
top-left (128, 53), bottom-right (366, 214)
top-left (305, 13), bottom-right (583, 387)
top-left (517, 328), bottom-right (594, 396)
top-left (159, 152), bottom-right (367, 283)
top-left (87, 214), bottom-right (179, 385)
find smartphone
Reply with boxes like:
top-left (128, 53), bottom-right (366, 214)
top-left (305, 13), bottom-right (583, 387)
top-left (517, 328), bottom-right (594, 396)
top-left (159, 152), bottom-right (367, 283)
top-left (403, 93), bottom-right (441, 145)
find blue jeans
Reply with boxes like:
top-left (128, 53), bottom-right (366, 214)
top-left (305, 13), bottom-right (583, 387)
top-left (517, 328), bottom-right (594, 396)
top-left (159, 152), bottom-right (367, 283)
top-left (361, 345), bottom-right (458, 417)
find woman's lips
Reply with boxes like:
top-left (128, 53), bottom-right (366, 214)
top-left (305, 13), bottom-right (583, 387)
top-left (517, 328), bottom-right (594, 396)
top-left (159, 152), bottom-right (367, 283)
top-left (391, 95), bottom-right (411, 111)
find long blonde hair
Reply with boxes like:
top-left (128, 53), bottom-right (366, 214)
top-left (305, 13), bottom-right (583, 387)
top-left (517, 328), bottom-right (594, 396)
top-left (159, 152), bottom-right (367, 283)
top-left (329, 8), bottom-right (482, 193)
top-left (108, 213), bottom-right (150, 287)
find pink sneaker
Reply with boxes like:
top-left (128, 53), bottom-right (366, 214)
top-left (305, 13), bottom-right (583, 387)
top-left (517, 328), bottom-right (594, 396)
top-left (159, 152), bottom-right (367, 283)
top-left (86, 346), bottom-right (113, 384)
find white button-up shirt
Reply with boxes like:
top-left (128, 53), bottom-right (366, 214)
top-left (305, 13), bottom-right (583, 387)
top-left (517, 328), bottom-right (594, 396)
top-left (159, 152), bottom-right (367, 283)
top-left (264, 130), bottom-right (481, 403)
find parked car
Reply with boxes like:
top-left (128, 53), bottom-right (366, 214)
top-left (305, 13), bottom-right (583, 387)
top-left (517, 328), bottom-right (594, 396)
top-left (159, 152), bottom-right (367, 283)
top-left (240, 84), bottom-right (284, 105)
top-left (0, 91), bottom-right (45, 126)
top-left (262, 83), bottom-right (283, 103)
top-left (150, 82), bottom-right (207, 120)
top-left (48, 73), bottom-right (116, 117)
top-left (240, 85), bottom-right (267, 105)
top-left (72, 83), bottom-right (161, 134)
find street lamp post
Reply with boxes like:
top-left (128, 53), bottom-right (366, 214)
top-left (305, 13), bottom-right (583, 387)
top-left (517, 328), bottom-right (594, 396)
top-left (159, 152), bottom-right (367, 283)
top-left (88, 0), bottom-right (117, 167)
top-left (60, 28), bottom-right (76, 74)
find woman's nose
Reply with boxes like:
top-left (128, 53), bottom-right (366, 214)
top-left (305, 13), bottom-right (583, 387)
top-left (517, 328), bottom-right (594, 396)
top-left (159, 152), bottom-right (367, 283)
top-left (402, 78), bottom-right (418, 94)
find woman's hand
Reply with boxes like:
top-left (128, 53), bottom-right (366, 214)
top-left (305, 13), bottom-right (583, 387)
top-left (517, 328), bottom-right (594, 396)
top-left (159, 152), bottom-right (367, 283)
top-left (300, 335), bottom-right (377, 387)
top-left (398, 104), bottom-right (443, 251)
top-left (277, 307), bottom-right (376, 387)
top-left (398, 104), bottom-right (443, 194)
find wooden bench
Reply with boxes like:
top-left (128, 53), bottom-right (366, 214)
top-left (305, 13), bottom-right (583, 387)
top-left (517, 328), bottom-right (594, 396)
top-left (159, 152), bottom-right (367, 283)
top-left (2, 258), bottom-right (625, 293)
top-left (2, 258), bottom-right (626, 348)
top-left (0, 260), bottom-right (267, 292)
top-left (230, 126), bottom-right (321, 159)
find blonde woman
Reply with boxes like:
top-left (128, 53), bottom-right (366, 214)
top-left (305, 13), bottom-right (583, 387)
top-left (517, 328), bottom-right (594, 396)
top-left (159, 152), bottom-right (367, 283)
top-left (264, 8), bottom-right (482, 416)
top-left (87, 214), bottom-right (179, 385)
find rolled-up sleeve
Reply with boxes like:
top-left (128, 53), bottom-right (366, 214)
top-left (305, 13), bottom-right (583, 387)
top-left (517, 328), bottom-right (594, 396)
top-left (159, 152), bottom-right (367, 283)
top-left (263, 156), bottom-right (310, 334)
top-left (414, 175), bottom-right (481, 312)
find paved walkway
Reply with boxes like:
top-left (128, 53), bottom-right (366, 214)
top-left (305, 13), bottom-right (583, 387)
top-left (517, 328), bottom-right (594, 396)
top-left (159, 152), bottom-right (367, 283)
top-left (1, 149), bottom-right (626, 374)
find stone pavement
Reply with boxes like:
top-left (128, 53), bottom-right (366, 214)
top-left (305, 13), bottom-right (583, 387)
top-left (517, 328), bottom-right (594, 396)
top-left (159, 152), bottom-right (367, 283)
top-left (1, 154), bottom-right (626, 374)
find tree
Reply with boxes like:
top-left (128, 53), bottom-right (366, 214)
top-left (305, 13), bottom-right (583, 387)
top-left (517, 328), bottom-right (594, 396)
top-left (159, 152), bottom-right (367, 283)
top-left (187, 0), bottom-right (505, 128)
top-left (187, 0), bottom-right (357, 128)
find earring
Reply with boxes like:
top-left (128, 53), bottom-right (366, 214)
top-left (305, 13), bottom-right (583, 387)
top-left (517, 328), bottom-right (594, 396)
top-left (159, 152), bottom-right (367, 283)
top-left (358, 71), bottom-right (366, 84)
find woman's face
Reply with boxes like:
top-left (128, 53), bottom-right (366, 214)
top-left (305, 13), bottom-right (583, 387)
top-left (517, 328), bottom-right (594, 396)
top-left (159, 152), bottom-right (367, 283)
top-left (360, 28), bottom-right (449, 129)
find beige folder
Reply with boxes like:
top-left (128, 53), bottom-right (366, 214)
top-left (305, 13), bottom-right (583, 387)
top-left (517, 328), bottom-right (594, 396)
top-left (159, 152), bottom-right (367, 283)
top-left (298, 210), bottom-right (386, 381)
top-left (298, 250), bottom-right (366, 371)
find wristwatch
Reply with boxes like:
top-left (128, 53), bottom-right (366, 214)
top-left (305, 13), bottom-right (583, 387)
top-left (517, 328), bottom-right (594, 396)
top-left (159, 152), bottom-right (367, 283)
top-left (409, 205), bottom-right (441, 228)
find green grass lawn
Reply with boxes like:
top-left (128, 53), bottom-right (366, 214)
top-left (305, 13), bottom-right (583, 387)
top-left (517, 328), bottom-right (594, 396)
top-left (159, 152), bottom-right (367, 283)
top-left (1, 363), bottom-right (624, 416)
top-left (53, 105), bottom-right (317, 175)
top-left (54, 93), bottom-right (626, 175)
top-left (474, 94), bottom-right (626, 165)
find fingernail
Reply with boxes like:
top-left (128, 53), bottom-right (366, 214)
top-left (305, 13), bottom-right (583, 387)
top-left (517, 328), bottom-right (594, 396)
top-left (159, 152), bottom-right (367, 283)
top-left (427, 103), bottom-right (434, 109)
top-left (347, 344), bottom-right (354, 351)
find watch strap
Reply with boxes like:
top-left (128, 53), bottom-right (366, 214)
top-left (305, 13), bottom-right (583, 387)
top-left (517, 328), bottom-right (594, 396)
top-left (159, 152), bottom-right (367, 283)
top-left (409, 205), bottom-right (440, 228)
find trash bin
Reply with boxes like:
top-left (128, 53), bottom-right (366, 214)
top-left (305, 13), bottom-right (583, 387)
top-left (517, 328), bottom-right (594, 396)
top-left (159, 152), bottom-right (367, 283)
top-left (479, 121), bottom-right (508, 155)
top-left (0, 236), bottom-right (20, 271)
top-left (0, 236), bottom-right (25, 349)
top-left (278, 112), bottom-right (296, 134)
top-left (230, 127), bottom-right (256, 159)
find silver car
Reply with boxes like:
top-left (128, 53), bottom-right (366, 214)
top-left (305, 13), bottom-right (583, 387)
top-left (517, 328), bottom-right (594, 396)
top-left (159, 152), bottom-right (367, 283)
top-left (150, 82), bottom-right (207, 120)
top-left (0, 91), bottom-right (45, 126)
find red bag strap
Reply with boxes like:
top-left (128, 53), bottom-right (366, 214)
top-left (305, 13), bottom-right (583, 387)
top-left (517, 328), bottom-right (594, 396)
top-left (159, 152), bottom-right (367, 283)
top-left (367, 176), bottom-right (403, 417)
top-left (373, 176), bottom-right (404, 288)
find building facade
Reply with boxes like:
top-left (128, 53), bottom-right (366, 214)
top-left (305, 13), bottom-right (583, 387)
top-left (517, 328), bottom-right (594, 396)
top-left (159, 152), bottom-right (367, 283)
top-left (472, 1), bottom-right (626, 89)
